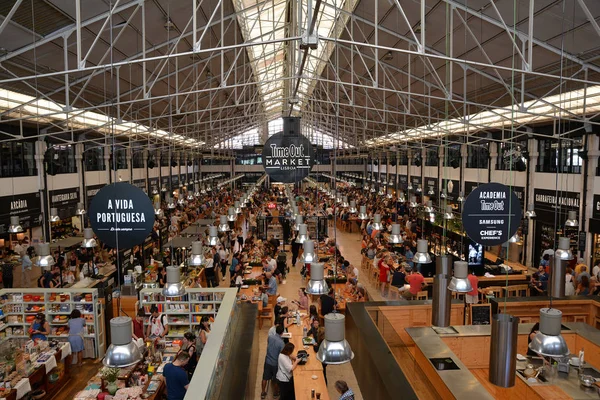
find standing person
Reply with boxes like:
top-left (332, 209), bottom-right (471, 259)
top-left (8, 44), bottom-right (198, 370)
top-left (132, 308), bottom-right (145, 341)
top-left (146, 305), bottom-right (169, 340)
top-left (261, 325), bottom-right (285, 399)
top-left (265, 272), bottom-right (278, 296)
top-left (466, 269), bottom-right (479, 304)
top-left (29, 313), bottom-right (50, 342)
top-left (291, 236), bottom-right (300, 266)
top-left (378, 256), bottom-right (391, 296)
top-left (157, 267), bottom-right (167, 288)
top-left (163, 352), bottom-right (190, 400)
top-left (1, 257), bottom-right (14, 289)
top-left (318, 288), bottom-right (336, 316)
top-left (196, 316), bottom-right (211, 356)
top-left (204, 249), bottom-right (218, 288)
top-left (218, 246), bottom-right (229, 282)
top-left (565, 267), bottom-right (576, 296)
top-left (276, 342), bottom-right (300, 400)
top-left (20, 247), bottom-right (33, 288)
top-left (67, 309), bottom-right (85, 366)
top-left (237, 229), bottom-right (244, 249)
top-left (180, 332), bottom-right (197, 380)
top-left (335, 381), bottom-right (356, 400)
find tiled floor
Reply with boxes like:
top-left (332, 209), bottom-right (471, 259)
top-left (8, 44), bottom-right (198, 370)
top-left (244, 225), bottom-right (394, 400)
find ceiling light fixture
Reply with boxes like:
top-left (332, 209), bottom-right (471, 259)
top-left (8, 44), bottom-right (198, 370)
top-left (357, 206), bottom-right (368, 220)
top-left (306, 262), bottom-right (328, 295)
top-left (413, 239), bottom-right (432, 264)
top-left (163, 266), bottom-right (186, 297)
top-left (49, 208), bottom-right (60, 222)
top-left (316, 314), bottom-right (354, 364)
top-left (8, 216), bottom-right (23, 233)
top-left (188, 241), bottom-right (205, 266)
top-left (208, 226), bottom-right (219, 246)
top-left (565, 210), bottom-right (578, 227)
top-left (525, 203), bottom-right (536, 218)
top-left (218, 215), bottom-right (230, 232)
top-left (81, 228), bottom-right (97, 248)
top-left (103, 317), bottom-right (143, 367)
top-left (528, 308), bottom-right (570, 357)
top-left (448, 261), bottom-right (472, 292)
top-left (33, 242), bottom-right (55, 269)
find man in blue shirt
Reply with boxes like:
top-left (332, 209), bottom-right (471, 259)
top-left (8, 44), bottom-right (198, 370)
top-left (163, 352), bottom-right (190, 400)
top-left (404, 244), bottom-right (414, 269)
top-left (265, 271), bottom-right (278, 295)
top-left (261, 325), bottom-right (285, 399)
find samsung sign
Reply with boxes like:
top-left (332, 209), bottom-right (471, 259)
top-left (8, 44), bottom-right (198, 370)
top-left (462, 182), bottom-right (522, 246)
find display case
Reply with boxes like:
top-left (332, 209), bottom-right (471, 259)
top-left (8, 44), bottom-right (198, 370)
top-left (0, 288), bottom-right (104, 358)
top-left (140, 289), bottom-right (226, 338)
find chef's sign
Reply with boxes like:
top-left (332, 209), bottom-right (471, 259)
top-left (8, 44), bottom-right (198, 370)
top-left (263, 132), bottom-right (314, 183)
top-left (89, 182), bottom-right (155, 249)
top-left (462, 182), bottom-right (522, 246)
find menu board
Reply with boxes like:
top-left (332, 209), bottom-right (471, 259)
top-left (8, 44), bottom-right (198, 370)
top-left (470, 304), bottom-right (491, 325)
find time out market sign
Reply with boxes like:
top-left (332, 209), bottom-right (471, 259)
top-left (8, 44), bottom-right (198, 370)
top-left (262, 132), bottom-right (315, 183)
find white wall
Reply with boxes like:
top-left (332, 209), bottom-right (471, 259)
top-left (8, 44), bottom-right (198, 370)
top-left (0, 177), bottom-right (38, 196)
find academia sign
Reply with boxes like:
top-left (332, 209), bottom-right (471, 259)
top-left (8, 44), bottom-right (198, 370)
top-left (462, 182), bottom-right (522, 246)
top-left (262, 132), bottom-right (314, 183)
top-left (89, 183), bottom-right (155, 249)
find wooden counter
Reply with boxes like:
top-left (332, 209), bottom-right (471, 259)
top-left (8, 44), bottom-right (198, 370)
top-left (493, 298), bottom-right (600, 328)
top-left (484, 251), bottom-right (529, 272)
top-left (288, 323), bottom-right (323, 372)
top-left (294, 370), bottom-right (330, 400)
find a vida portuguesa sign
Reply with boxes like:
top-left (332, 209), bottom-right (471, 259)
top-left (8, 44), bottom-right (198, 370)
top-left (461, 182), bottom-right (522, 246)
top-left (263, 131), bottom-right (315, 183)
top-left (89, 183), bottom-right (155, 249)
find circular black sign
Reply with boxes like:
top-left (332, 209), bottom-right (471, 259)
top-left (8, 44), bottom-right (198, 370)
top-left (461, 182), bottom-right (522, 246)
top-left (262, 131), bottom-right (314, 183)
top-left (89, 183), bottom-right (155, 249)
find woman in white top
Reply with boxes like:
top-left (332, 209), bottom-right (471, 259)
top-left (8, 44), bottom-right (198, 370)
top-left (565, 267), bottom-right (576, 296)
top-left (276, 343), bottom-right (300, 400)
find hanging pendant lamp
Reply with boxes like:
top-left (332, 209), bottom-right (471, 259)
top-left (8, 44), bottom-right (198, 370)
top-left (371, 214), bottom-right (383, 230)
top-left (293, 215), bottom-right (303, 231)
top-left (416, 185), bottom-right (422, 193)
top-left (444, 205), bottom-right (454, 220)
top-left (163, 266), bottom-right (186, 297)
top-left (154, 200), bottom-right (162, 216)
top-left (316, 314), bottom-right (354, 364)
top-left (341, 196), bottom-right (349, 208)
top-left (427, 187), bottom-right (435, 196)
top-left (49, 208), bottom-right (60, 222)
top-left (398, 191), bottom-right (406, 202)
top-left (301, 240), bottom-right (315, 263)
top-left (33, 242), bottom-right (55, 269)
top-left (440, 190), bottom-right (447, 199)
top-left (528, 308), bottom-right (570, 357)
top-left (357, 206), bottom-right (368, 220)
top-left (8, 216), bottom-right (23, 233)
top-left (565, 211), bottom-right (578, 227)
top-left (306, 262), bottom-right (328, 295)
top-left (389, 224), bottom-right (403, 244)
top-left (448, 261), bottom-right (472, 293)
top-left (227, 207), bottom-right (236, 222)
top-left (218, 216), bottom-right (230, 232)
top-left (234, 201), bottom-right (241, 214)
top-left (208, 226), bottom-right (219, 246)
top-left (555, 237), bottom-right (573, 260)
top-left (103, 317), bottom-right (143, 367)
top-left (166, 194), bottom-right (176, 209)
top-left (187, 191), bottom-right (194, 201)
top-left (189, 241), bottom-right (205, 266)
top-left (407, 183), bottom-right (413, 191)
top-left (295, 224), bottom-right (309, 244)
top-left (76, 202), bottom-right (86, 216)
top-left (81, 228), bottom-right (97, 248)
top-left (457, 191), bottom-right (465, 203)
top-left (525, 203), bottom-right (536, 218)
top-left (409, 196), bottom-right (418, 208)
top-left (413, 239), bottom-right (432, 264)
top-left (348, 200), bottom-right (357, 214)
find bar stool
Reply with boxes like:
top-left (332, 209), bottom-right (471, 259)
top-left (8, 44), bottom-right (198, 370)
top-left (416, 291), bottom-right (428, 300)
top-left (504, 284), bottom-right (530, 297)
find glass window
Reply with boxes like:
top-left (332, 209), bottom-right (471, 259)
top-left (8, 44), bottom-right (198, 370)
top-left (497, 141), bottom-right (527, 171)
top-left (466, 143), bottom-right (489, 169)
top-left (160, 153), bottom-right (169, 166)
top-left (425, 149), bottom-right (438, 166)
top-left (443, 145), bottom-right (461, 167)
top-left (132, 151), bottom-right (144, 168)
top-left (537, 137), bottom-right (582, 173)
top-left (111, 148), bottom-right (127, 170)
top-left (83, 143), bottom-right (104, 171)
top-left (399, 151), bottom-right (408, 165)
top-left (50, 144), bottom-right (76, 174)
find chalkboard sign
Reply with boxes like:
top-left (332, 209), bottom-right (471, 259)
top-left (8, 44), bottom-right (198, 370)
top-left (470, 304), bottom-right (491, 325)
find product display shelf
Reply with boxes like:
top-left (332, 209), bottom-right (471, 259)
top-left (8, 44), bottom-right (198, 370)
top-left (140, 289), bottom-right (226, 337)
top-left (0, 288), bottom-right (104, 358)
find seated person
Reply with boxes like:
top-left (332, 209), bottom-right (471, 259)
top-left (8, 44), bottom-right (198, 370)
top-left (390, 264), bottom-right (407, 288)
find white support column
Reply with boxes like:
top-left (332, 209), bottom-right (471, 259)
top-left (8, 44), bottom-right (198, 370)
top-left (584, 134), bottom-right (599, 264)
top-left (526, 138), bottom-right (539, 268)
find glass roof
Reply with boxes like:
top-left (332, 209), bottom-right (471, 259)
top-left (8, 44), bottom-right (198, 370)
top-left (0, 88), bottom-right (204, 147)
top-left (233, 0), bottom-right (357, 116)
top-left (366, 85), bottom-right (600, 146)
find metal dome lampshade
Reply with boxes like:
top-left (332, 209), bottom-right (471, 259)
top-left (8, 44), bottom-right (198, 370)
top-left (377, 187), bottom-right (385, 196)
top-left (81, 228), bottom-right (97, 248)
top-left (508, 233), bottom-right (521, 243)
top-left (413, 239), bottom-right (432, 264)
top-left (565, 211), bottom-right (578, 227)
top-left (372, 214), bottom-right (383, 230)
top-left (409, 196), bottom-right (418, 208)
top-left (49, 208), bottom-right (60, 222)
top-left (416, 185), bottom-right (422, 193)
top-left (103, 317), bottom-right (143, 367)
top-left (154, 200), bottom-right (162, 216)
top-left (218, 216), bottom-right (230, 232)
top-left (234, 201), bottom-right (241, 214)
top-left (200, 187), bottom-right (206, 195)
top-left (306, 262), bottom-right (328, 295)
top-left (407, 183), bottom-right (413, 191)
top-left (226, 207), bottom-right (236, 222)
top-left (528, 308), bottom-right (570, 357)
top-left (423, 201), bottom-right (434, 214)
top-left (357, 206), bottom-right (368, 220)
top-left (166, 194), bottom-right (176, 209)
top-left (187, 191), bottom-right (194, 201)
top-left (161, 186), bottom-right (167, 193)
top-left (194, 190), bottom-right (201, 197)
top-left (389, 224), bottom-right (403, 244)
top-left (440, 190), bottom-right (447, 199)
top-left (293, 215), bottom-right (303, 231)
top-left (163, 266), bottom-right (186, 297)
top-left (296, 224), bottom-right (309, 244)
top-left (555, 237), bottom-right (573, 261)
top-left (348, 200), bottom-right (357, 214)
top-left (189, 241), bottom-right (205, 266)
top-left (398, 191), bottom-right (406, 202)
top-left (33, 243), bottom-right (55, 269)
top-left (208, 226), bottom-right (220, 246)
top-left (177, 196), bottom-right (185, 206)
top-left (525, 203), bottom-right (536, 218)
top-left (457, 191), bottom-right (465, 202)
top-left (341, 196), bottom-right (349, 207)
top-left (427, 187), bottom-right (435, 196)
top-left (448, 261), bottom-right (472, 293)
top-left (301, 240), bottom-right (315, 263)
top-left (76, 203), bottom-right (86, 215)
top-left (8, 216), bottom-right (23, 233)
top-left (370, 186), bottom-right (376, 193)
top-left (316, 313), bottom-right (354, 365)
top-left (444, 205), bottom-right (454, 220)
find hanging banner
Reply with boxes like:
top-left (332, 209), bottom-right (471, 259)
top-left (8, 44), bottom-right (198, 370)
top-left (462, 182), bottom-right (522, 246)
top-left (410, 175), bottom-right (422, 188)
top-left (172, 175), bottom-right (179, 188)
top-left (89, 183), bottom-right (155, 249)
top-left (424, 177), bottom-right (439, 197)
top-left (50, 187), bottom-right (80, 219)
top-left (86, 184), bottom-right (105, 205)
top-left (262, 118), bottom-right (314, 183)
top-left (161, 176), bottom-right (170, 191)
top-left (148, 178), bottom-right (160, 195)
top-left (0, 192), bottom-right (42, 233)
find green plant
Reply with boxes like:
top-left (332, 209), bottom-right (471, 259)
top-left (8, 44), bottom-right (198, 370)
top-left (101, 367), bottom-right (120, 383)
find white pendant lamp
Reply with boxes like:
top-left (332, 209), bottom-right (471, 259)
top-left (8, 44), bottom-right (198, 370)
top-left (208, 226), bottom-right (219, 246)
top-left (457, 191), bottom-right (465, 202)
top-left (306, 262), bottom-right (328, 295)
top-left (348, 200), bottom-right (357, 214)
top-left (416, 185), bottom-right (422, 193)
top-left (81, 228), bottom-right (97, 248)
top-left (371, 214), bottom-right (383, 230)
top-left (33, 242), bottom-right (55, 269)
top-left (166, 194), bottom-right (176, 209)
top-left (448, 261), bottom-right (472, 293)
top-left (187, 191), bottom-right (194, 201)
top-left (423, 201), bottom-right (434, 213)
top-left (440, 190), bottom-right (447, 199)
top-left (427, 187), bottom-right (435, 196)
top-left (161, 186), bottom-right (167, 193)
top-left (293, 215), bottom-right (303, 231)
top-left (398, 191), bottom-right (406, 202)
top-left (163, 266), bottom-right (186, 297)
top-left (218, 215), bottom-right (230, 232)
top-left (189, 241), bottom-right (205, 266)
top-left (413, 239), bottom-right (432, 264)
top-left (444, 205), bottom-right (454, 220)
top-left (154, 200), bottom-right (162, 216)
top-left (525, 203), bottom-right (536, 218)
top-left (200, 187), bottom-right (206, 195)
top-left (409, 196), bottom-right (418, 208)
top-left (508, 233), bottom-right (521, 243)
top-left (554, 237), bottom-right (573, 261)
top-left (296, 224), bottom-right (309, 244)
top-left (227, 207), bottom-right (236, 222)
top-left (341, 196), bottom-right (349, 208)
top-left (358, 206), bottom-right (368, 220)
top-left (528, 308), bottom-right (569, 357)
top-left (8, 216), bottom-right (23, 233)
top-left (370, 186), bottom-right (376, 193)
top-left (234, 201), bottom-right (241, 214)
top-left (177, 197), bottom-right (185, 206)
top-left (316, 313), bottom-right (354, 365)
top-left (377, 187), bottom-right (385, 196)
top-left (103, 317), bottom-right (143, 367)
top-left (407, 183), bottom-right (413, 191)
top-left (49, 208), bottom-right (60, 222)
top-left (76, 202), bottom-right (86, 215)
top-left (301, 240), bottom-right (315, 263)
top-left (565, 211), bottom-right (578, 227)
top-left (389, 224), bottom-right (403, 244)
